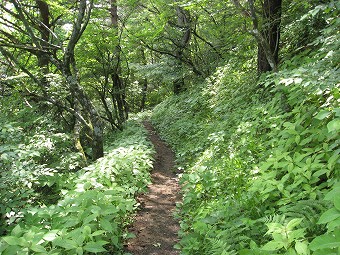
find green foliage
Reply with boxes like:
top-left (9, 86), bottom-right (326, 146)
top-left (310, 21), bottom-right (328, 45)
top-left (310, 182), bottom-right (340, 255)
top-left (0, 106), bottom-right (82, 235)
top-left (151, 4), bottom-right (339, 254)
top-left (0, 120), bottom-right (154, 254)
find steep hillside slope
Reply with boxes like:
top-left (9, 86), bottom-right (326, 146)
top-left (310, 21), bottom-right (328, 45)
top-left (152, 11), bottom-right (339, 255)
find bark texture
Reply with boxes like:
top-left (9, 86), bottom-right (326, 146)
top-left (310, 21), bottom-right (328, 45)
top-left (257, 0), bottom-right (282, 73)
top-left (173, 6), bottom-right (191, 94)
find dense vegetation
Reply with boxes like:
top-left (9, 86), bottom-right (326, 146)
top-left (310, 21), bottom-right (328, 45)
top-left (0, 113), bottom-right (154, 254)
top-left (152, 3), bottom-right (340, 255)
top-left (0, 0), bottom-right (339, 254)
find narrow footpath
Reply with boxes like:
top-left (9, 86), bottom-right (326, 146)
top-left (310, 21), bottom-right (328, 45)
top-left (125, 121), bottom-right (181, 255)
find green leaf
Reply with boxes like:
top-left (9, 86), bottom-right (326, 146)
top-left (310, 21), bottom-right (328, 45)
top-left (30, 244), bottom-right (47, 253)
top-left (318, 208), bottom-right (340, 224)
top-left (2, 236), bottom-right (21, 246)
top-left (43, 231), bottom-right (59, 241)
top-left (53, 238), bottom-right (78, 250)
top-left (11, 225), bottom-right (22, 237)
top-left (261, 241), bottom-right (285, 251)
top-left (1, 245), bottom-right (22, 255)
top-left (327, 217), bottom-right (340, 232)
top-left (111, 235), bottom-right (119, 247)
top-left (76, 247), bottom-right (83, 255)
top-left (91, 230), bottom-right (106, 237)
top-left (286, 218), bottom-right (303, 230)
top-left (314, 110), bottom-right (331, 120)
top-left (82, 225), bottom-right (92, 236)
top-left (266, 223), bottom-right (283, 234)
top-left (334, 197), bottom-right (340, 211)
top-left (83, 241), bottom-right (108, 252)
top-left (334, 108), bottom-right (340, 117)
top-left (289, 228), bottom-right (306, 241)
top-left (83, 214), bottom-right (97, 225)
top-left (100, 218), bottom-right (113, 233)
top-left (63, 219), bottom-right (79, 228)
top-left (324, 185), bottom-right (340, 201)
top-left (295, 240), bottom-right (309, 255)
top-left (310, 233), bottom-right (340, 250)
top-left (327, 119), bottom-right (340, 133)
top-left (295, 135), bottom-right (301, 144)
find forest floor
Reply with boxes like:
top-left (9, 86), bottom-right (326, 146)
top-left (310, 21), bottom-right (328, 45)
top-left (125, 121), bottom-right (181, 255)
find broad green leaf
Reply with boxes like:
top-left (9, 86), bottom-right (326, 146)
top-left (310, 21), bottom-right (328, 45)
top-left (266, 223), bottom-right (283, 234)
top-left (63, 219), bottom-right (79, 228)
top-left (310, 233), bottom-right (340, 250)
top-left (295, 135), bottom-right (300, 144)
top-left (43, 231), bottom-right (59, 241)
top-left (327, 119), bottom-right (340, 133)
top-left (124, 232), bottom-right (136, 239)
top-left (324, 185), bottom-right (340, 201)
top-left (83, 214), bottom-right (97, 224)
top-left (30, 244), bottom-right (47, 253)
top-left (261, 241), bottom-right (285, 251)
top-left (334, 197), bottom-right (340, 211)
top-left (83, 241), bottom-right (108, 252)
top-left (100, 218), bottom-right (113, 232)
top-left (82, 226), bottom-right (92, 236)
top-left (327, 217), bottom-right (340, 232)
top-left (111, 235), bottom-right (119, 246)
top-left (1, 245), bottom-right (22, 255)
top-left (286, 218), bottom-right (303, 230)
top-left (2, 236), bottom-right (21, 246)
top-left (10, 225), bottom-right (22, 237)
top-left (286, 247), bottom-right (298, 255)
top-left (289, 228), bottom-right (306, 241)
top-left (327, 152), bottom-right (340, 170)
top-left (53, 238), bottom-right (78, 250)
top-left (314, 110), bottom-right (331, 120)
top-left (295, 240), bottom-right (309, 255)
top-left (334, 108), bottom-right (340, 117)
top-left (76, 247), bottom-right (83, 255)
top-left (318, 208), bottom-right (340, 224)
top-left (91, 230), bottom-right (106, 237)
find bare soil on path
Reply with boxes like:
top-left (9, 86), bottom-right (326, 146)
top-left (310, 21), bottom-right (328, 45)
top-left (125, 121), bottom-right (181, 255)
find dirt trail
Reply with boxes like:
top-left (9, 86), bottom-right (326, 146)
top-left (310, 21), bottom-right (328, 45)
top-left (125, 121), bottom-right (181, 255)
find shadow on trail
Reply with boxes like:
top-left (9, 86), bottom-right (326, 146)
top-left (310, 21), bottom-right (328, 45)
top-left (125, 122), bottom-right (181, 255)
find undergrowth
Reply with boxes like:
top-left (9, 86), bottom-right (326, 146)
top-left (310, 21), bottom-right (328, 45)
top-left (152, 3), bottom-right (339, 255)
top-left (0, 119), bottom-right (154, 254)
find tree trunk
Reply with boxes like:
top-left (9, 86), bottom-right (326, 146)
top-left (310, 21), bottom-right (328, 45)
top-left (140, 78), bottom-right (148, 111)
top-left (66, 74), bottom-right (104, 160)
top-left (139, 48), bottom-right (148, 111)
top-left (36, 0), bottom-right (50, 85)
top-left (108, 0), bottom-right (128, 128)
top-left (73, 102), bottom-right (87, 163)
top-left (257, 0), bottom-right (282, 73)
top-left (173, 6), bottom-right (191, 94)
top-left (232, 0), bottom-right (282, 73)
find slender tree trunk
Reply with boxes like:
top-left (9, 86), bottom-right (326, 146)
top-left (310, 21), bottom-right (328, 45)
top-left (63, 0), bottom-right (104, 160)
top-left (173, 6), bottom-right (191, 94)
top-left (139, 47), bottom-right (148, 111)
top-left (140, 78), bottom-right (148, 111)
top-left (109, 0), bottom-right (128, 127)
top-left (64, 69), bottom-right (104, 159)
top-left (36, 0), bottom-right (50, 85)
top-left (73, 101), bottom-right (87, 163)
top-left (257, 0), bottom-right (282, 73)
